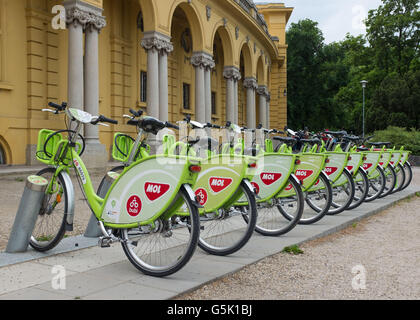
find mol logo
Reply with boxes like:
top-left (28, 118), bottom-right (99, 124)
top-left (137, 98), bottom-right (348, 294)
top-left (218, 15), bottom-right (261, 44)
top-left (260, 172), bottom-right (282, 186)
top-left (126, 195), bottom-right (142, 217)
top-left (295, 169), bottom-right (314, 181)
top-left (209, 177), bottom-right (233, 193)
top-left (346, 166), bottom-right (354, 172)
top-left (144, 183), bottom-right (170, 201)
top-left (324, 167), bottom-right (338, 176)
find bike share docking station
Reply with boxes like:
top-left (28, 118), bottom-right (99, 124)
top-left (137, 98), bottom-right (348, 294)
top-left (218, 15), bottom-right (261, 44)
top-left (6, 175), bottom-right (49, 253)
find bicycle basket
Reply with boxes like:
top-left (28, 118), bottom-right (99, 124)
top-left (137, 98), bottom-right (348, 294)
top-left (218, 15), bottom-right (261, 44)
top-left (36, 129), bottom-right (64, 165)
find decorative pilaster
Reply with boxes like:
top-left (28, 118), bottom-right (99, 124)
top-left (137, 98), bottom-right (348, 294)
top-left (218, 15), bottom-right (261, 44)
top-left (191, 52), bottom-right (215, 123)
top-left (243, 77), bottom-right (258, 128)
top-left (257, 85), bottom-right (268, 128)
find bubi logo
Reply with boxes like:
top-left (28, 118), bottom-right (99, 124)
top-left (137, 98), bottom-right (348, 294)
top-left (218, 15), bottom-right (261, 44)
top-left (195, 188), bottom-right (208, 206)
top-left (144, 183), bottom-right (170, 201)
top-left (363, 163), bottom-right (373, 170)
top-left (209, 177), bottom-right (233, 193)
top-left (260, 172), bottom-right (282, 186)
top-left (251, 182), bottom-right (260, 194)
top-left (295, 170), bottom-right (314, 181)
top-left (126, 195), bottom-right (142, 217)
top-left (324, 167), bottom-right (338, 176)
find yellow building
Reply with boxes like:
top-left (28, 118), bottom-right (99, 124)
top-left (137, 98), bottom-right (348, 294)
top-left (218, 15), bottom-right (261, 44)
top-left (0, 0), bottom-right (293, 166)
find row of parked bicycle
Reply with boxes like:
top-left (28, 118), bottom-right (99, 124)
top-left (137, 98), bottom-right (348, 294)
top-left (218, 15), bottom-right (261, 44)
top-left (28, 102), bottom-right (413, 277)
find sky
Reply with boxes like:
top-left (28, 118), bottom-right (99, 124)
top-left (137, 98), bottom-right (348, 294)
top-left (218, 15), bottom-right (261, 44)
top-left (254, 0), bottom-right (384, 43)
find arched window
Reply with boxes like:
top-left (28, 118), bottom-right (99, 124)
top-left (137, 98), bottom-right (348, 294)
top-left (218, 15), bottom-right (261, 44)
top-left (0, 144), bottom-right (6, 165)
top-left (137, 11), bottom-right (144, 32)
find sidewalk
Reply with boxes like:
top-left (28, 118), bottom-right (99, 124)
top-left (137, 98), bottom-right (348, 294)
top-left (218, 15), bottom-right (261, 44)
top-left (0, 185), bottom-right (418, 300)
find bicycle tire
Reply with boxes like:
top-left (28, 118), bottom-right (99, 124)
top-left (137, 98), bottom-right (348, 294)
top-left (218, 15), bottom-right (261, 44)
top-left (346, 168), bottom-right (369, 211)
top-left (327, 169), bottom-right (355, 215)
top-left (199, 180), bottom-right (257, 255)
top-left (256, 175), bottom-right (304, 236)
top-left (378, 165), bottom-right (396, 198)
top-left (365, 166), bottom-right (386, 202)
top-left (401, 162), bottom-right (413, 191)
top-left (121, 187), bottom-right (200, 277)
top-left (298, 172), bottom-right (333, 225)
top-left (391, 163), bottom-right (405, 193)
top-left (29, 167), bottom-right (68, 252)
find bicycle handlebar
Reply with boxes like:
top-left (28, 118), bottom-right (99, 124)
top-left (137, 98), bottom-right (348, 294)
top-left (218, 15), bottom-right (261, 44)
top-left (91, 115), bottom-right (118, 125)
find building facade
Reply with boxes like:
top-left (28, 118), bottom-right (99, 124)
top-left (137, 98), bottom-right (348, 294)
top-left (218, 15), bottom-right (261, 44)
top-left (0, 0), bottom-right (292, 165)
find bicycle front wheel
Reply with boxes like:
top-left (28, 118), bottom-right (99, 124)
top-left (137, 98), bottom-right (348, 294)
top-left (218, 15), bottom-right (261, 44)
top-left (327, 169), bottom-right (355, 215)
top-left (29, 167), bottom-right (69, 252)
top-left (257, 176), bottom-right (304, 236)
top-left (365, 166), bottom-right (386, 202)
top-left (347, 169), bottom-right (369, 211)
top-left (199, 181), bottom-right (257, 256)
top-left (379, 165), bottom-right (396, 198)
top-left (401, 162), bottom-right (413, 191)
top-left (391, 163), bottom-right (405, 193)
top-left (121, 187), bottom-right (199, 277)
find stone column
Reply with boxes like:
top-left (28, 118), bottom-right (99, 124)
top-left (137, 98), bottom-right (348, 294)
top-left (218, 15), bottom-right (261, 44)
top-left (266, 93), bottom-right (271, 129)
top-left (157, 34), bottom-right (173, 122)
top-left (65, 3), bottom-right (89, 110)
top-left (243, 77), bottom-right (258, 128)
top-left (191, 52), bottom-right (215, 123)
top-left (84, 11), bottom-right (106, 145)
top-left (223, 66), bottom-right (241, 123)
top-left (257, 85), bottom-right (268, 128)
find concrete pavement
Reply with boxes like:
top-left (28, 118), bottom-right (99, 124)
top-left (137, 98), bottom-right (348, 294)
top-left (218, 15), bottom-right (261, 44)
top-left (0, 185), bottom-right (418, 300)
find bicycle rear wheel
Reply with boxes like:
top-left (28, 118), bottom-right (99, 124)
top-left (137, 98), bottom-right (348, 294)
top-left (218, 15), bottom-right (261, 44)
top-left (299, 172), bottom-right (332, 225)
top-left (365, 166), bottom-right (386, 202)
top-left (121, 187), bottom-right (199, 277)
top-left (327, 169), bottom-right (355, 215)
top-left (257, 176), bottom-right (304, 236)
top-left (391, 163), bottom-right (405, 193)
top-left (29, 167), bottom-right (69, 252)
top-left (401, 162), bottom-right (413, 191)
top-left (347, 169), bottom-right (369, 211)
top-left (379, 165), bottom-right (396, 198)
top-left (199, 180), bottom-right (257, 255)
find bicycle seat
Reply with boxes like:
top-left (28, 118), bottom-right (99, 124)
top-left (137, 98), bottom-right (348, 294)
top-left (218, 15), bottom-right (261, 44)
top-left (342, 135), bottom-right (360, 142)
top-left (324, 130), bottom-right (347, 136)
top-left (300, 138), bottom-right (321, 144)
top-left (357, 147), bottom-right (369, 151)
top-left (273, 136), bottom-right (296, 143)
top-left (368, 142), bottom-right (392, 147)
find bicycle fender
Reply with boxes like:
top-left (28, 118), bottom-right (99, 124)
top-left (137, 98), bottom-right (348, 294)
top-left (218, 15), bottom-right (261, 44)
top-left (60, 170), bottom-right (75, 231)
top-left (242, 178), bottom-right (258, 197)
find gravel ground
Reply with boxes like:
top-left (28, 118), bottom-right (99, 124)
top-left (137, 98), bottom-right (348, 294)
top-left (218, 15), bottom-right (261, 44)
top-left (176, 168), bottom-right (420, 300)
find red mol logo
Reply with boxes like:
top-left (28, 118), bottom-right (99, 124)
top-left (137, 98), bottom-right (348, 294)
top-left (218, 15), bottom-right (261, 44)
top-left (126, 195), bottom-right (142, 217)
top-left (324, 167), bottom-right (338, 176)
top-left (195, 188), bottom-right (208, 206)
top-left (346, 166), bottom-right (354, 171)
top-left (260, 172), bottom-right (282, 186)
top-left (144, 183), bottom-right (170, 201)
top-left (209, 177), bottom-right (233, 193)
top-left (295, 170), bottom-right (314, 181)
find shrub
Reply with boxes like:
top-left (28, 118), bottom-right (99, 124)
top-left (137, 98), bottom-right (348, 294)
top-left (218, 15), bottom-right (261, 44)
top-left (371, 126), bottom-right (420, 155)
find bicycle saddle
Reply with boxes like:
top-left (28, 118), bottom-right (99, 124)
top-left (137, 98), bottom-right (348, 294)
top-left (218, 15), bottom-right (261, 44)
top-left (300, 138), bottom-right (321, 144)
top-left (368, 142), bottom-right (392, 147)
top-left (272, 136), bottom-right (296, 143)
top-left (324, 130), bottom-right (348, 136)
top-left (342, 135), bottom-right (361, 141)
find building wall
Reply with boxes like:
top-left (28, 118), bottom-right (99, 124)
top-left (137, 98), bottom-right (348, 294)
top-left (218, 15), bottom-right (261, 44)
top-left (0, 0), bottom-right (292, 165)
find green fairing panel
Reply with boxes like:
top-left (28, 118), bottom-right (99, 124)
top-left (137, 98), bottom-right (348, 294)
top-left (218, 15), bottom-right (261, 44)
top-left (322, 152), bottom-right (349, 183)
top-left (378, 151), bottom-right (392, 168)
top-left (191, 155), bottom-right (246, 213)
top-left (100, 156), bottom-right (194, 225)
top-left (346, 152), bottom-right (364, 176)
top-left (362, 151), bottom-right (381, 175)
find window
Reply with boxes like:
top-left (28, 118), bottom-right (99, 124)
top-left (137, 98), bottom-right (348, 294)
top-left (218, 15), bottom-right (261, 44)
top-left (137, 11), bottom-right (144, 32)
top-left (211, 91), bottom-right (217, 115)
top-left (183, 83), bottom-right (190, 110)
top-left (140, 71), bottom-right (147, 103)
top-left (0, 144), bottom-right (5, 165)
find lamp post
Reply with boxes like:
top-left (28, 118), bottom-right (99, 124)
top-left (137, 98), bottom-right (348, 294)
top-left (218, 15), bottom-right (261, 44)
top-left (360, 80), bottom-right (368, 138)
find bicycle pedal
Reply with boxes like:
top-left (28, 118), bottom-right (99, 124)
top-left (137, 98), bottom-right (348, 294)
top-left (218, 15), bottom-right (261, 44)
top-left (200, 225), bottom-right (204, 230)
top-left (98, 237), bottom-right (112, 248)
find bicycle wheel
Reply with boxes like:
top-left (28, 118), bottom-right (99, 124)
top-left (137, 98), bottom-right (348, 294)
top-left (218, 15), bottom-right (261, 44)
top-left (347, 169), bottom-right (369, 211)
top-left (327, 169), bottom-right (355, 215)
top-left (365, 166), bottom-right (386, 202)
top-left (378, 165), bottom-right (396, 198)
top-left (29, 167), bottom-right (69, 252)
top-left (257, 176), bottom-right (304, 236)
top-left (401, 162), bottom-right (413, 191)
top-left (391, 163), bottom-right (405, 193)
top-left (299, 172), bottom-right (333, 225)
top-left (199, 180), bottom-right (257, 255)
top-left (121, 187), bottom-right (199, 277)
